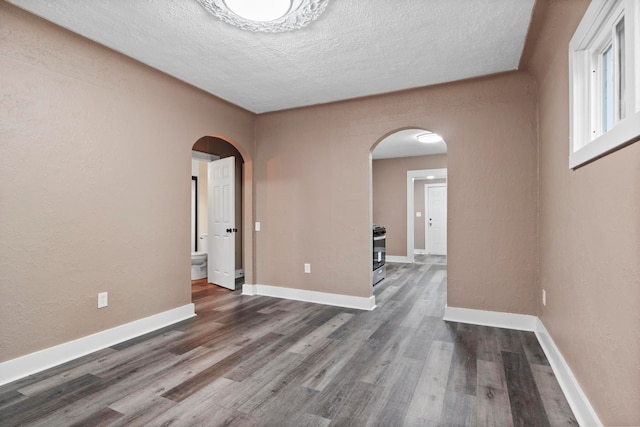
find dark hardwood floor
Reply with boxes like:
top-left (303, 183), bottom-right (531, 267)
top-left (0, 260), bottom-right (576, 426)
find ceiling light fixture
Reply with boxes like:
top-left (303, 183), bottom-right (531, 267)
top-left (417, 133), bottom-right (443, 144)
top-left (196, 0), bottom-right (329, 33)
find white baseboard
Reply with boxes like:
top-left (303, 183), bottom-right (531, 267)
top-left (386, 256), bottom-right (411, 263)
top-left (0, 304), bottom-right (195, 387)
top-left (443, 305), bottom-right (537, 331)
top-left (534, 319), bottom-right (602, 427)
top-left (443, 305), bottom-right (602, 426)
top-left (242, 284), bottom-right (376, 311)
top-left (414, 249), bottom-right (428, 255)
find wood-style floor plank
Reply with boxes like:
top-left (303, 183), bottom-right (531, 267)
top-left (161, 332), bottom-right (282, 402)
top-left (403, 315), bottom-right (437, 360)
top-left (288, 412), bottom-right (331, 427)
top-left (362, 356), bottom-right (423, 426)
top-left (108, 396), bottom-right (176, 427)
top-left (0, 257), bottom-right (576, 426)
top-left (477, 359), bottom-right (514, 427)
top-left (440, 389), bottom-right (477, 426)
top-left (68, 407), bottom-right (124, 427)
top-left (218, 351), bottom-right (309, 415)
top-left (530, 364), bottom-right (579, 426)
top-left (503, 350), bottom-right (552, 427)
top-left (301, 329), bottom-right (370, 392)
top-left (288, 312), bottom-right (354, 354)
top-left (146, 377), bottom-right (241, 426)
top-left (325, 380), bottom-right (375, 427)
top-left (406, 340), bottom-right (455, 422)
top-left (106, 345), bottom-right (239, 417)
top-left (447, 322), bottom-right (479, 396)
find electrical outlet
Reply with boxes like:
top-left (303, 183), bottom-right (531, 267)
top-left (542, 289), bottom-right (546, 306)
top-left (304, 263), bottom-right (311, 274)
top-left (98, 292), bottom-right (108, 308)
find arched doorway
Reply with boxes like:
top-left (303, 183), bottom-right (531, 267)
top-left (190, 136), bottom-right (245, 294)
top-left (370, 128), bottom-right (448, 285)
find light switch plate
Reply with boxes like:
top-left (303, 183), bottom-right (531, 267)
top-left (255, 222), bottom-right (261, 231)
top-left (98, 292), bottom-right (108, 308)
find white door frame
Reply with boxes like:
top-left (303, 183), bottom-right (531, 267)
top-left (406, 168), bottom-right (447, 263)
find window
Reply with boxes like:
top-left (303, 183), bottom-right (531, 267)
top-left (601, 42), bottom-right (614, 132)
top-left (569, 0), bottom-right (640, 168)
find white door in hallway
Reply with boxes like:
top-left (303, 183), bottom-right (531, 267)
top-left (426, 184), bottom-right (447, 255)
top-left (208, 156), bottom-right (235, 290)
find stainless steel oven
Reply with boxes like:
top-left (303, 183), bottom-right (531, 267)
top-left (373, 225), bottom-right (386, 286)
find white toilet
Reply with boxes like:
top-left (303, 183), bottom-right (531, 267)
top-left (191, 234), bottom-right (208, 280)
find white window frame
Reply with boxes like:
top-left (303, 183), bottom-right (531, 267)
top-left (569, 0), bottom-right (640, 169)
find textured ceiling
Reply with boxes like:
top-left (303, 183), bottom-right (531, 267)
top-left (373, 129), bottom-right (447, 160)
top-left (8, 0), bottom-right (535, 115)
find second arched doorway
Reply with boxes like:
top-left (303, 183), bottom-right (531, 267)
top-left (371, 128), bottom-right (447, 281)
top-left (191, 136), bottom-right (244, 291)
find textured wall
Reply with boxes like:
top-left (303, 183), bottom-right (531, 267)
top-left (372, 155), bottom-right (447, 256)
top-left (0, 4), bottom-right (255, 362)
top-left (255, 71), bottom-right (539, 313)
top-left (523, 0), bottom-right (640, 424)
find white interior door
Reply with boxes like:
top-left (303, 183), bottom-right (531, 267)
top-left (208, 157), bottom-right (235, 290)
top-left (426, 184), bottom-right (447, 255)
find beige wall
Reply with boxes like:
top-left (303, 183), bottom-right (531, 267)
top-left (256, 71), bottom-right (539, 313)
top-left (0, 4), bottom-right (255, 362)
top-left (523, 0), bottom-right (640, 424)
top-left (372, 155), bottom-right (447, 256)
